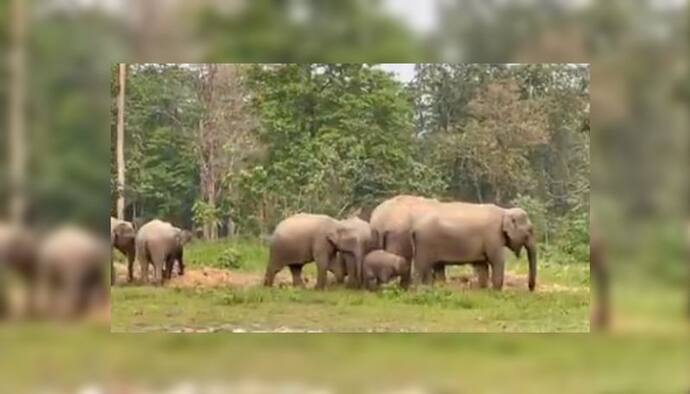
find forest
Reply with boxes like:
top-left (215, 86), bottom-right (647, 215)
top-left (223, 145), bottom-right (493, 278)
top-left (111, 63), bottom-right (590, 263)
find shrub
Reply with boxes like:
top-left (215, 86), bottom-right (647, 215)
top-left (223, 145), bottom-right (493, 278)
top-left (218, 247), bottom-right (243, 270)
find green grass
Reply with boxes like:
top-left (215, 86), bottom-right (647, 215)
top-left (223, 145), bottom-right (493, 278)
top-left (1, 327), bottom-right (688, 393)
top-left (112, 239), bottom-right (591, 333)
top-left (184, 237), bottom-right (268, 271)
top-left (112, 284), bottom-right (589, 333)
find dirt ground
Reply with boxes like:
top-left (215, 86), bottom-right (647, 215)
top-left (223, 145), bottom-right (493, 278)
top-left (112, 263), bottom-right (570, 292)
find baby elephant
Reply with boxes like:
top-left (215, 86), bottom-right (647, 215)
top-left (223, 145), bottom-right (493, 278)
top-left (362, 250), bottom-right (410, 291)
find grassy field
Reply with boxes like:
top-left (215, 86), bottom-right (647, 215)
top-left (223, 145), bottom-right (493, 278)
top-left (2, 327), bottom-right (688, 393)
top-left (111, 239), bottom-right (590, 333)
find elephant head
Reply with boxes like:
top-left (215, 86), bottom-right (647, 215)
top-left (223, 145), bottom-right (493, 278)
top-left (176, 229), bottom-right (193, 246)
top-left (327, 218), bottom-right (378, 287)
top-left (112, 221), bottom-right (136, 248)
top-left (502, 208), bottom-right (537, 291)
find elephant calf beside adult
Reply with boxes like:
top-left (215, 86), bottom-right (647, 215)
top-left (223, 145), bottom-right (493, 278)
top-left (412, 203), bottom-right (537, 291)
top-left (263, 214), bottom-right (377, 289)
top-left (135, 219), bottom-right (193, 285)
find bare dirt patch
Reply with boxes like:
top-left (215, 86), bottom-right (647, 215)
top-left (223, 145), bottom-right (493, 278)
top-left (113, 263), bottom-right (291, 288)
top-left (113, 263), bottom-right (584, 292)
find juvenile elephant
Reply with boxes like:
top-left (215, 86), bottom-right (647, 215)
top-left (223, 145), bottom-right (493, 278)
top-left (263, 214), bottom-right (375, 290)
top-left (362, 250), bottom-right (410, 291)
top-left (110, 217), bottom-right (136, 285)
top-left (412, 203), bottom-right (537, 291)
top-left (333, 216), bottom-right (379, 288)
top-left (36, 226), bottom-right (109, 319)
top-left (135, 219), bottom-right (192, 285)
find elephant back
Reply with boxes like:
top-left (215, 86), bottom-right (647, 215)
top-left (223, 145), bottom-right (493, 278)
top-left (39, 226), bottom-right (108, 270)
top-left (370, 195), bottom-right (440, 232)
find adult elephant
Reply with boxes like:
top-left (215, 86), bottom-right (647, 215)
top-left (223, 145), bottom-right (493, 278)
top-left (36, 226), bottom-right (109, 319)
top-left (110, 217), bottom-right (136, 285)
top-left (135, 219), bottom-right (192, 285)
top-left (369, 195), bottom-right (441, 286)
top-left (412, 203), bottom-right (537, 291)
top-left (263, 214), bottom-right (376, 290)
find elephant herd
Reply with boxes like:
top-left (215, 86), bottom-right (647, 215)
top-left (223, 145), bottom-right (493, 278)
top-left (109, 195), bottom-right (538, 293)
top-left (264, 195), bottom-right (538, 292)
top-left (110, 217), bottom-right (192, 286)
top-left (0, 223), bottom-right (108, 319)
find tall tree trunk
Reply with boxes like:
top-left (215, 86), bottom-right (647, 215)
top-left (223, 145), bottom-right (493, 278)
top-left (8, 0), bottom-right (27, 224)
top-left (116, 64), bottom-right (127, 220)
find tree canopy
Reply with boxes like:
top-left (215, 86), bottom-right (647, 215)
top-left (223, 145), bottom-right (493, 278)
top-left (112, 63), bottom-right (589, 261)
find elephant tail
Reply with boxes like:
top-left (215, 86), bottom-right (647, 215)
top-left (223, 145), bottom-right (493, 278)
top-left (134, 237), bottom-right (149, 266)
top-left (410, 230), bottom-right (417, 261)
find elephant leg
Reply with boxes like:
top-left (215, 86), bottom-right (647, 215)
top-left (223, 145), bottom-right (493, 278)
top-left (127, 253), bottom-right (135, 283)
top-left (263, 260), bottom-right (280, 287)
top-left (289, 264), bottom-right (305, 287)
top-left (177, 249), bottom-right (185, 276)
top-left (400, 264), bottom-right (411, 290)
top-left (139, 256), bottom-right (149, 285)
top-left (432, 264), bottom-right (446, 284)
top-left (314, 254), bottom-right (329, 290)
top-left (488, 251), bottom-right (505, 291)
top-left (163, 256), bottom-right (175, 280)
top-left (154, 259), bottom-right (165, 286)
top-left (343, 254), bottom-right (359, 289)
top-left (330, 253), bottom-right (346, 285)
top-left (414, 256), bottom-right (434, 286)
top-left (474, 263), bottom-right (489, 288)
top-left (149, 249), bottom-right (166, 286)
top-left (111, 260), bottom-right (115, 286)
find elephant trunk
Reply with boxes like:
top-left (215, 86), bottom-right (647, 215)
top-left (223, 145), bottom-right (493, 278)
top-left (526, 238), bottom-right (537, 291)
top-left (356, 249), bottom-right (365, 288)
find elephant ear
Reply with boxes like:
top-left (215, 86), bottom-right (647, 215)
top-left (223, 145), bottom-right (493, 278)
top-left (114, 222), bottom-right (134, 242)
top-left (502, 211), bottom-right (520, 244)
top-left (327, 226), bottom-right (357, 253)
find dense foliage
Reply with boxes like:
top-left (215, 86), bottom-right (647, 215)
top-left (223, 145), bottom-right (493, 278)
top-left (113, 63), bottom-right (589, 261)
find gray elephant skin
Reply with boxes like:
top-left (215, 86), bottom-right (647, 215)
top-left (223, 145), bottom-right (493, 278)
top-left (333, 216), bottom-right (379, 288)
top-left (135, 219), bottom-right (192, 285)
top-left (362, 249), bottom-right (410, 291)
top-left (110, 217), bottom-right (136, 285)
top-left (369, 195), bottom-right (443, 285)
top-left (36, 226), bottom-right (109, 318)
top-left (412, 202), bottom-right (537, 291)
top-left (0, 223), bottom-right (39, 316)
top-left (263, 214), bottom-right (377, 290)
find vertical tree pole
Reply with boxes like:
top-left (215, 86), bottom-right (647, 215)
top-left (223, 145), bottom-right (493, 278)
top-left (116, 63), bottom-right (127, 220)
top-left (8, 0), bottom-right (26, 224)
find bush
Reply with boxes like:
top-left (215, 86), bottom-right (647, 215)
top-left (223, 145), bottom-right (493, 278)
top-left (553, 211), bottom-right (589, 263)
top-left (219, 247), bottom-right (243, 270)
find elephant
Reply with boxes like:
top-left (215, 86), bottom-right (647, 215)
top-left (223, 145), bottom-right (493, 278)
top-left (411, 202), bottom-right (537, 291)
top-left (362, 250), bottom-right (410, 291)
top-left (36, 226), bottom-right (109, 319)
top-left (333, 216), bottom-right (379, 288)
top-left (263, 214), bottom-right (376, 290)
top-left (135, 219), bottom-right (192, 285)
top-left (110, 217), bottom-right (136, 285)
top-left (370, 195), bottom-right (441, 287)
top-left (0, 223), bottom-right (39, 317)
